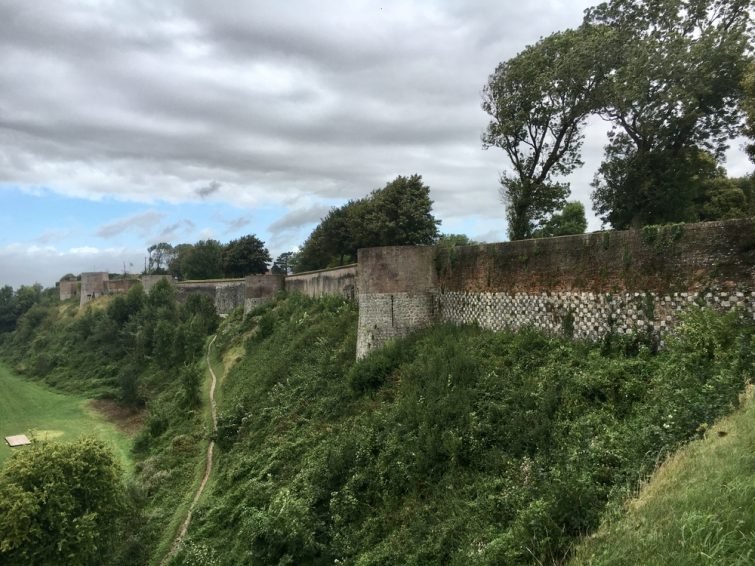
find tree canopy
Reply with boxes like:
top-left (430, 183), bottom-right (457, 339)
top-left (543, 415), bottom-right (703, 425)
top-left (160, 234), bottom-right (271, 280)
top-left (295, 175), bottom-right (440, 272)
top-left (222, 235), bottom-right (271, 277)
top-left (588, 0), bottom-right (752, 228)
top-left (146, 242), bottom-right (175, 274)
top-left (482, 26), bottom-right (608, 239)
top-left (532, 201), bottom-right (588, 238)
top-left (484, 0), bottom-right (753, 234)
top-left (0, 438), bottom-right (127, 565)
top-left (744, 60), bottom-right (755, 163)
top-left (271, 251), bottom-right (296, 275)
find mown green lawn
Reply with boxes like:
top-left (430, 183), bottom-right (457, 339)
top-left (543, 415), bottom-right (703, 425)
top-left (0, 363), bottom-right (133, 473)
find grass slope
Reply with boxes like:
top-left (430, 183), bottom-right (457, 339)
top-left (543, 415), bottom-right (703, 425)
top-left (0, 362), bottom-right (133, 471)
top-left (178, 295), bottom-right (753, 565)
top-left (571, 388), bottom-right (755, 565)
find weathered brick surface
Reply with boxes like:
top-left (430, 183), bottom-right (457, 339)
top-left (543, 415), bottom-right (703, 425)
top-left (141, 274), bottom-right (171, 293)
top-left (243, 275), bottom-right (284, 313)
top-left (357, 246), bottom-right (437, 294)
top-left (79, 272), bottom-right (109, 306)
top-left (175, 279), bottom-right (246, 315)
top-left (215, 282), bottom-right (246, 314)
top-left (285, 265), bottom-right (358, 300)
top-left (356, 292), bottom-right (437, 358)
top-left (59, 280), bottom-right (80, 301)
top-left (437, 220), bottom-right (755, 294)
top-left (357, 220), bottom-right (755, 358)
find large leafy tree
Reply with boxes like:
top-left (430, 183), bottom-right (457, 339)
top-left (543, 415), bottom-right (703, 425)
top-left (181, 239), bottom-right (224, 280)
top-left (589, 0), bottom-right (752, 228)
top-left (482, 26), bottom-right (608, 240)
top-left (295, 175), bottom-right (440, 272)
top-left (533, 201), bottom-right (588, 238)
top-left (744, 60), bottom-right (755, 163)
top-left (146, 242), bottom-right (175, 274)
top-left (271, 251), bottom-right (296, 275)
top-left (0, 438), bottom-right (127, 565)
top-left (222, 234), bottom-right (271, 277)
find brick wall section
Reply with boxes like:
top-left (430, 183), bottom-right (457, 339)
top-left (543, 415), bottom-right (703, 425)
top-left (141, 274), bottom-right (171, 293)
top-left (105, 279), bottom-right (140, 295)
top-left (80, 272), bottom-right (109, 307)
top-left (215, 281), bottom-right (246, 314)
top-left (357, 246), bottom-right (438, 358)
top-left (243, 274), bottom-right (284, 313)
top-left (175, 279), bottom-right (246, 315)
top-left (285, 265), bottom-right (358, 300)
top-left (357, 220), bottom-right (755, 358)
top-left (436, 220), bottom-right (755, 294)
top-left (59, 280), bottom-right (80, 301)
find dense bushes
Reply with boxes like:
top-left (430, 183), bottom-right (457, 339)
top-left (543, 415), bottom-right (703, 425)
top-left (183, 296), bottom-right (753, 564)
top-left (0, 438), bottom-right (127, 565)
top-left (0, 281), bottom-right (222, 564)
top-left (0, 281), bottom-right (219, 402)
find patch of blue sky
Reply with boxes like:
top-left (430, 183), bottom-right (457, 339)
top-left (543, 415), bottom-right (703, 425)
top-left (0, 185), bottom-right (291, 251)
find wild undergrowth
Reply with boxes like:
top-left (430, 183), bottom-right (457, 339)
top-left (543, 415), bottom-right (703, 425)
top-left (571, 387), bottom-right (755, 565)
top-left (0, 281), bottom-right (220, 564)
top-left (178, 294), bottom-right (754, 565)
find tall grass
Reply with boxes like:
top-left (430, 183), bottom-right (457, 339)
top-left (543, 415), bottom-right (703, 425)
top-left (571, 387), bottom-right (755, 565)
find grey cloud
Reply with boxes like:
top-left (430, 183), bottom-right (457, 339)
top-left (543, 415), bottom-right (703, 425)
top-left (96, 211), bottom-right (165, 239)
top-left (155, 219), bottom-right (196, 243)
top-left (268, 205), bottom-right (332, 235)
top-left (1, 0), bottom-right (748, 237)
top-left (34, 229), bottom-right (71, 245)
top-left (196, 181), bottom-right (221, 199)
top-left (221, 216), bottom-right (251, 233)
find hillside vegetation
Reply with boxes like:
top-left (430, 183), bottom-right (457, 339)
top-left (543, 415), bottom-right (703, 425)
top-left (0, 282), bottom-right (220, 564)
top-left (2, 289), bottom-right (753, 564)
top-left (572, 388), bottom-right (755, 565)
top-left (172, 294), bottom-right (753, 565)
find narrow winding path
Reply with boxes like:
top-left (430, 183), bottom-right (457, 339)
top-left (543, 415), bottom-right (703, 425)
top-left (162, 335), bottom-right (218, 564)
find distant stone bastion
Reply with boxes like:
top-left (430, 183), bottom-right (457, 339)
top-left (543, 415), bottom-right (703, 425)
top-left (61, 264), bottom-right (359, 315)
top-left (59, 219), bottom-right (755, 359)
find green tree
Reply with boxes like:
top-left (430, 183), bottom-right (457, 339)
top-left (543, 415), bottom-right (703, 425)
top-left (182, 240), bottom-right (224, 280)
top-left (483, 26), bottom-right (607, 239)
top-left (168, 243), bottom-right (194, 279)
top-left (271, 251), bottom-right (296, 274)
top-left (0, 438), bottom-right (126, 565)
top-left (588, 0), bottom-right (752, 228)
top-left (295, 175), bottom-right (440, 272)
top-left (146, 242), bottom-right (175, 274)
top-left (533, 201), bottom-right (588, 238)
top-left (222, 235), bottom-right (271, 277)
top-left (744, 61), bottom-right (755, 163)
top-left (362, 175), bottom-right (440, 247)
top-left (0, 286), bottom-right (16, 333)
top-left (436, 234), bottom-right (479, 248)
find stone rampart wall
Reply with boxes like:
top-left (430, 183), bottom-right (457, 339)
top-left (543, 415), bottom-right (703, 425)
top-left (80, 272), bottom-right (109, 307)
top-left (244, 274), bottom-right (284, 313)
top-left (285, 265), bottom-right (358, 301)
top-left (59, 280), bottom-right (80, 301)
top-left (357, 220), bottom-right (755, 358)
top-left (175, 279), bottom-right (245, 315)
top-left (64, 220), bottom-right (755, 357)
top-left (356, 246), bottom-right (437, 358)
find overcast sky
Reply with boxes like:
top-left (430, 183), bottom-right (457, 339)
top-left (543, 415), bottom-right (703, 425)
top-left (0, 1), bottom-right (751, 288)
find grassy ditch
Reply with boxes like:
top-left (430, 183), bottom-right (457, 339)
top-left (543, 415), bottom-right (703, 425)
top-left (0, 362), bottom-right (133, 471)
